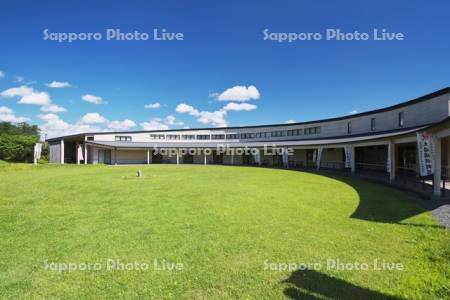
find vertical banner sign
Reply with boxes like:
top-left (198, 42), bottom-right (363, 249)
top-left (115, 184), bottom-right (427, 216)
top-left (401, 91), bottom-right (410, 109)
top-left (316, 147), bottom-right (323, 169)
top-left (416, 132), bottom-right (435, 176)
top-left (254, 148), bottom-right (261, 165)
top-left (33, 143), bottom-right (42, 164)
top-left (281, 147), bottom-right (289, 167)
top-left (78, 144), bottom-right (84, 161)
top-left (344, 145), bottom-right (352, 168)
top-left (387, 143), bottom-right (391, 174)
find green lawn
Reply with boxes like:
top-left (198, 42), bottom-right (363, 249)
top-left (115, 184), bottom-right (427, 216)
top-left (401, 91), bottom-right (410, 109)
top-left (0, 164), bottom-right (448, 299)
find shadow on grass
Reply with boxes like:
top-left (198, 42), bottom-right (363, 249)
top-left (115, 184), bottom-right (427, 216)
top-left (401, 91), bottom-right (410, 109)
top-left (282, 269), bottom-right (403, 300)
top-left (312, 173), bottom-right (447, 228)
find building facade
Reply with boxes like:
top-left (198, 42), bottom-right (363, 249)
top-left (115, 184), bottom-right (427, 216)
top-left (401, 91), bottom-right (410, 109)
top-left (47, 87), bottom-right (450, 197)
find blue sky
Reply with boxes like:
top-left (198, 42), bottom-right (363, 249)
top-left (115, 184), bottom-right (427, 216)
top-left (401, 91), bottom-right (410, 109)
top-left (0, 0), bottom-right (449, 137)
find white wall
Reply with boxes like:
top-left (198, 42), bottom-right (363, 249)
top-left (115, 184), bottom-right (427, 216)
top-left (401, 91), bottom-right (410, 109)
top-left (86, 92), bottom-right (449, 144)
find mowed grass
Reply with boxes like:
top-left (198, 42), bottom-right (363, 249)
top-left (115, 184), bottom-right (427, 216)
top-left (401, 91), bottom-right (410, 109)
top-left (0, 164), bottom-right (448, 299)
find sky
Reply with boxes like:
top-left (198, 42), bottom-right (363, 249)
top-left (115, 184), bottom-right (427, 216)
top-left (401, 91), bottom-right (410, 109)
top-left (0, 0), bottom-right (449, 138)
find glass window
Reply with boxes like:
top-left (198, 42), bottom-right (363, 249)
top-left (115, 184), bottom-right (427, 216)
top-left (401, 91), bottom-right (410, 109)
top-left (371, 118), bottom-right (376, 131)
top-left (197, 135), bottom-right (210, 140)
top-left (167, 134), bottom-right (180, 140)
top-left (398, 112), bottom-right (404, 127)
top-left (226, 134), bottom-right (239, 139)
top-left (182, 135), bottom-right (195, 140)
top-left (150, 134), bottom-right (165, 140)
top-left (115, 136), bottom-right (132, 142)
top-left (347, 122), bottom-right (351, 134)
top-left (212, 134), bottom-right (225, 140)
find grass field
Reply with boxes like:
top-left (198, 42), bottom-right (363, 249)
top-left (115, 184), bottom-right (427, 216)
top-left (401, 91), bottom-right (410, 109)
top-left (0, 164), bottom-right (449, 299)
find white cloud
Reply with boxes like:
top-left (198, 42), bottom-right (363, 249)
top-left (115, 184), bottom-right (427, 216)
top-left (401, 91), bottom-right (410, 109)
top-left (0, 106), bottom-right (12, 114)
top-left (46, 81), bottom-right (72, 88)
top-left (175, 103), bottom-right (198, 115)
top-left (19, 91), bottom-right (50, 105)
top-left (39, 114), bottom-right (103, 138)
top-left (140, 119), bottom-right (170, 131)
top-left (285, 119), bottom-right (296, 124)
top-left (79, 112), bottom-right (108, 124)
top-left (0, 85), bottom-right (51, 105)
top-left (144, 102), bottom-right (161, 109)
top-left (78, 113), bottom-right (136, 130)
top-left (82, 94), bottom-right (106, 104)
top-left (0, 106), bottom-right (30, 123)
top-left (38, 113), bottom-right (60, 122)
top-left (0, 70), bottom-right (4, 79)
top-left (196, 110), bottom-right (227, 127)
top-left (165, 115), bottom-right (184, 126)
top-left (176, 103), bottom-right (227, 127)
top-left (217, 85), bottom-right (260, 101)
top-left (40, 104), bottom-right (67, 113)
top-left (108, 119), bottom-right (136, 130)
top-left (1, 85), bottom-right (34, 97)
top-left (38, 112), bottom-right (137, 138)
top-left (223, 102), bottom-right (257, 111)
top-left (349, 110), bottom-right (358, 115)
top-left (14, 76), bottom-right (24, 83)
top-left (176, 100), bottom-right (258, 127)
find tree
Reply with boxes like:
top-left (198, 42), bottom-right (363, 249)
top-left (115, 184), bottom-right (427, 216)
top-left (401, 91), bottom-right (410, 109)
top-left (0, 122), bottom-right (43, 162)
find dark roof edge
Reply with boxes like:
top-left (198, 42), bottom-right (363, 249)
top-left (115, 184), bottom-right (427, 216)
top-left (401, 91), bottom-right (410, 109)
top-left (46, 87), bottom-right (450, 142)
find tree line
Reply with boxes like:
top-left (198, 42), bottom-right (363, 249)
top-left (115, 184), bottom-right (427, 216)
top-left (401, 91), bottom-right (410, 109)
top-left (0, 122), bottom-right (48, 162)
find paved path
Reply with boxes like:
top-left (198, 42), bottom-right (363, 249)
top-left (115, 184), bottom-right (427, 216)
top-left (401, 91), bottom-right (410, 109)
top-left (430, 202), bottom-right (450, 229)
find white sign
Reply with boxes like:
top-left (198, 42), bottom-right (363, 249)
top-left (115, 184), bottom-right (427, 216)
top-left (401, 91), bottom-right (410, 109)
top-left (254, 148), bottom-right (261, 165)
top-left (344, 145), bottom-right (352, 169)
top-left (77, 145), bottom-right (84, 161)
top-left (316, 147), bottom-right (323, 169)
top-left (282, 147), bottom-right (289, 167)
top-left (387, 143), bottom-right (391, 174)
top-left (34, 143), bottom-right (42, 164)
top-left (416, 132), bottom-right (435, 176)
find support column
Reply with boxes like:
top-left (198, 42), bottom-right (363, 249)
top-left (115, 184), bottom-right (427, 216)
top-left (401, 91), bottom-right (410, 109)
top-left (76, 143), bottom-right (80, 165)
top-left (204, 150), bottom-right (207, 165)
top-left (114, 148), bottom-right (117, 165)
top-left (60, 139), bottom-right (64, 164)
top-left (84, 143), bottom-right (87, 164)
top-left (351, 146), bottom-right (356, 175)
top-left (433, 137), bottom-right (442, 197)
top-left (388, 141), bottom-right (396, 182)
top-left (147, 149), bottom-right (150, 165)
top-left (231, 152), bottom-right (234, 165)
top-left (176, 149), bottom-right (180, 165)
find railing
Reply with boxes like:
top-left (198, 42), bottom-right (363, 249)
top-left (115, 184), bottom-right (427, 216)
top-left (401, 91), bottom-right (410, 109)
top-left (320, 161), bottom-right (345, 170)
top-left (355, 162), bottom-right (387, 172)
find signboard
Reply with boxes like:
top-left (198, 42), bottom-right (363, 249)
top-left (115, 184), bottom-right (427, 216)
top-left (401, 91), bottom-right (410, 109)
top-left (33, 143), bottom-right (42, 164)
top-left (416, 132), bottom-right (435, 176)
top-left (281, 147), bottom-right (289, 167)
top-left (316, 147), bottom-right (323, 169)
top-left (387, 143), bottom-right (391, 174)
top-left (77, 144), bottom-right (84, 161)
top-left (254, 148), bottom-right (261, 165)
top-left (344, 145), bottom-right (352, 169)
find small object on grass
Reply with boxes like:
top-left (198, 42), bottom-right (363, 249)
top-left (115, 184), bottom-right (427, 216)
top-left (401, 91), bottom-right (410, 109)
top-left (137, 170), bottom-right (142, 177)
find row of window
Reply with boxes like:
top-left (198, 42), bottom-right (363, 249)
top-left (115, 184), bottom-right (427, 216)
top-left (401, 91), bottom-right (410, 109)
top-left (145, 127), bottom-right (322, 141)
top-left (346, 112), bottom-right (404, 135)
top-left (111, 113), bottom-right (405, 142)
top-left (115, 136), bottom-right (132, 142)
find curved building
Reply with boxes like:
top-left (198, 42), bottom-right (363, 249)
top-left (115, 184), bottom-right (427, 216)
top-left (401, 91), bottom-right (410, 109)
top-left (47, 87), bottom-right (450, 197)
